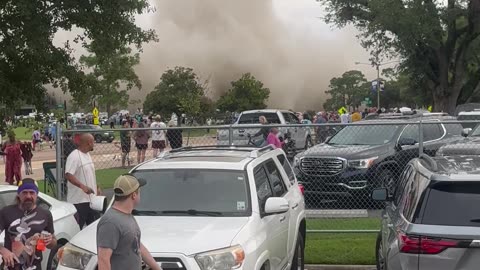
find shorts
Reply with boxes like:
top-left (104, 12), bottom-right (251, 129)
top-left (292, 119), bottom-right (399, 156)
top-left (121, 143), bottom-right (131, 153)
top-left (136, 143), bottom-right (148, 150)
top-left (152, 140), bottom-right (166, 149)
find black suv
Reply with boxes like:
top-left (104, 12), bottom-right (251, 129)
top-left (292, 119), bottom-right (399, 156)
top-left (73, 124), bottom-right (115, 143)
top-left (293, 114), bottom-right (463, 208)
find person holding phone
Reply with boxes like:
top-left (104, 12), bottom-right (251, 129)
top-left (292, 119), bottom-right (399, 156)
top-left (65, 133), bottom-right (101, 229)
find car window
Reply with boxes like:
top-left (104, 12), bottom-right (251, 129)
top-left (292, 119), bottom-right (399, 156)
top-left (265, 160), bottom-right (287, 197)
top-left (420, 182), bottom-right (480, 227)
top-left (423, 123), bottom-right (444, 141)
top-left (282, 113), bottom-right (292, 124)
top-left (238, 113), bottom-right (281, 124)
top-left (277, 154), bottom-right (295, 184)
top-left (0, 192), bottom-right (50, 210)
top-left (254, 166), bottom-right (273, 212)
top-left (401, 171), bottom-right (420, 222)
top-left (329, 125), bottom-right (400, 145)
top-left (289, 113), bottom-right (300, 124)
top-left (394, 165), bottom-right (413, 206)
top-left (400, 124), bottom-right (419, 143)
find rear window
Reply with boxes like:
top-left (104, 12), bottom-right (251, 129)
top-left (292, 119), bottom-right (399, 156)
top-left (238, 113), bottom-right (281, 124)
top-left (420, 182), bottom-right (480, 227)
top-left (458, 115), bottom-right (480, 129)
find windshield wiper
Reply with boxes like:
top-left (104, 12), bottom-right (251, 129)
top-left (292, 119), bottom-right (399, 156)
top-left (162, 210), bottom-right (223, 217)
top-left (132, 210), bottom-right (162, 216)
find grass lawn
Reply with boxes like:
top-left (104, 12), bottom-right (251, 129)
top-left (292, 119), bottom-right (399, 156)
top-left (12, 127), bottom-right (33, 141)
top-left (305, 218), bottom-right (379, 265)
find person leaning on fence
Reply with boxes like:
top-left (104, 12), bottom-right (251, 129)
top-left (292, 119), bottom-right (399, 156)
top-left (0, 179), bottom-right (56, 270)
top-left (133, 122), bottom-right (149, 164)
top-left (150, 115), bottom-right (167, 158)
top-left (97, 174), bottom-right (161, 270)
top-left (119, 120), bottom-right (132, 168)
top-left (65, 133), bottom-right (102, 229)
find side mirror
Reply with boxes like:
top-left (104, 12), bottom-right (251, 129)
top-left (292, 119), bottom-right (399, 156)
top-left (264, 197), bottom-right (290, 215)
top-left (398, 138), bottom-right (417, 147)
top-left (371, 188), bottom-right (392, 202)
top-left (462, 128), bottom-right (472, 137)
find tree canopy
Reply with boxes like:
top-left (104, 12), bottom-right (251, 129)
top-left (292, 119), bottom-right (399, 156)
top-left (0, 0), bottom-right (156, 112)
top-left (216, 73), bottom-right (270, 112)
top-left (143, 67), bottom-right (207, 122)
top-left (323, 70), bottom-right (368, 111)
top-left (74, 47), bottom-right (141, 114)
top-left (320, 0), bottom-right (480, 113)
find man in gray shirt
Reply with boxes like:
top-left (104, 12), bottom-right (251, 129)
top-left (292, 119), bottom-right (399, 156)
top-left (97, 174), bottom-right (161, 270)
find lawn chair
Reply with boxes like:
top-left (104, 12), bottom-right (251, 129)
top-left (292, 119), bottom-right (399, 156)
top-left (43, 162), bottom-right (66, 199)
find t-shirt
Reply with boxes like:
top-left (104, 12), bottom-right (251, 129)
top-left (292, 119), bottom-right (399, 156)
top-left (0, 205), bottom-right (54, 270)
top-left (340, 114), bottom-right (350, 124)
top-left (97, 208), bottom-right (142, 270)
top-left (351, 112), bottom-right (362, 122)
top-left (65, 149), bottom-right (97, 204)
top-left (150, 121), bottom-right (166, 141)
top-left (267, 133), bottom-right (283, 149)
top-left (32, 131), bottom-right (41, 141)
top-left (120, 130), bottom-right (131, 146)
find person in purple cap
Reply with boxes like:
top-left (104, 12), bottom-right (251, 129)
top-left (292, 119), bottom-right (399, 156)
top-left (0, 178), bottom-right (56, 269)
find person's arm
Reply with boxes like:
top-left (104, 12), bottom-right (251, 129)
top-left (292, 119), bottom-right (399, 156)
top-left (0, 209), bottom-right (18, 267)
top-left (44, 211), bottom-right (57, 249)
top-left (140, 243), bottom-right (162, 270)
top-left (97, 248), bottom-right (113, 270)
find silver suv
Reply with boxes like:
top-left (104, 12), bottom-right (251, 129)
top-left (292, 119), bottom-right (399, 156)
top-left (373, 154), bottom-right (480, 270)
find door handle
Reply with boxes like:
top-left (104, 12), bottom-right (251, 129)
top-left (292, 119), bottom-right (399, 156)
top-left (292, 203), bottom-right (299, 210)
top-left (280, 216), bottom-right (286, 222)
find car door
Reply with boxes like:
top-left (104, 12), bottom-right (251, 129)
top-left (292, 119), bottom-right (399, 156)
top-left (254, 161), bottom-right (290, 269)
top-left (264, 160), bottom-right (291, 269)
top-left (276, 154), bottom-right (303, 259)
top-left (395, 124), bottom-right (421, 169)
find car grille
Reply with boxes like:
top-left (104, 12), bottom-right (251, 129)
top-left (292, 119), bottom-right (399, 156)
top-left (142, 258), bottom-right (187, 270)
top-left (300, 157), bottom-right (345, 176)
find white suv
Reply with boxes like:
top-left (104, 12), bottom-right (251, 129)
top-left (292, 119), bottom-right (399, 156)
top-left (56, 146), bottom-right (306, 270)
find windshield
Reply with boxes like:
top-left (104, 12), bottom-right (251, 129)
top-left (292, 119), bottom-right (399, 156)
top-left (328, 125), bottom-right (400, 145)
top-left (469, 125), bottom-right (480, 137)
top-left (238, 113), bottom-right (280, 124)
top-left (131, 169), bottom-right (251, 217)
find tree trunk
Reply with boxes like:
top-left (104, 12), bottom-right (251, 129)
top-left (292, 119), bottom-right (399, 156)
top-left (433, 85), bottom-right (461, 114)
top-left (106, 103), bottom-right (112, 116)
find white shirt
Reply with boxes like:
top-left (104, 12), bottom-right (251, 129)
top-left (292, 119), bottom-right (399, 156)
top-left (65, 149), bottom-right (97, 204)
top-left (150, 121), bottom-right (167, 141)
top-left (340, 114), bottom-right (350, 124)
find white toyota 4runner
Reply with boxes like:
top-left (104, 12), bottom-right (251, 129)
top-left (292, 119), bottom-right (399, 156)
top-left (56, 146), bottom-right (306, 270)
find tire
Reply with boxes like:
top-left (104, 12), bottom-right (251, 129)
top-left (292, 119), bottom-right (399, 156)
top-left (107, 139), bottom-right (114, 143)
top-left (95, 135), bottom-right (102, 143)
top-left (47, 241), bottom-right (65, 270)
top-left (376, 234), bottom-right (386, 270)
top-left (290, 234), bottom-right (305, 270)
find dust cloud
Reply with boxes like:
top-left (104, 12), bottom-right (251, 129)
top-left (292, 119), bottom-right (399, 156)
top-left (134, 0), bottom-right (371, 111)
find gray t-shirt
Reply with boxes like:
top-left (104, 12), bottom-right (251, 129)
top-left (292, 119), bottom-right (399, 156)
top-left (97, 208), bottom-right (142, 270)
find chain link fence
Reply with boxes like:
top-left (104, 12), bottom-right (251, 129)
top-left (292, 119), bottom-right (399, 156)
top-left (47, 119), bottom-right (474, 234)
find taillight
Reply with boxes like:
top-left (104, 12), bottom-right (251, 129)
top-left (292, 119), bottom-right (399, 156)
top-left (399, 233), bottom-right (459, 254)
top-left (298, 183), bottom-right (305, 195)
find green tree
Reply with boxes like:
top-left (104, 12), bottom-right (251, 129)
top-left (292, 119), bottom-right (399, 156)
top-left (143, 67), bottom-right (206, 123)
top-left (74, 47), bottom-right (142, 115)
top-left (217, 73), bottom-right (270, 112)
top-left (321, 0), bottom-right (480, 113)
top-left (323, 70), bottom-right (368, 111)
top-left (0, 0), bottom-right (156, 111)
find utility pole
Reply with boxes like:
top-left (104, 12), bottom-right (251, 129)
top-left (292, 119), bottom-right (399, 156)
top-left (376, 62), bottom-right (381, 109)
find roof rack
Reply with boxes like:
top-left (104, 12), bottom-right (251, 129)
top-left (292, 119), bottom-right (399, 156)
top-left (167, 144), bottom-right (276, 158)
top-left (419, 154), bottom-right (438, 172)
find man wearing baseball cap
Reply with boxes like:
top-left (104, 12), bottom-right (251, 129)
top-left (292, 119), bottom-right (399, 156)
top-left (96, 174), bottom-right (160, 270)
top-left (0, 178), bottom-right (56, 269)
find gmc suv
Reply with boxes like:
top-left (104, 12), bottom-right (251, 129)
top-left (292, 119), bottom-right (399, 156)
top-left (57, 146), bottom-right (306, 270)
top-left (293, 114), bottom-right (463, 208)
top-left (373, 154), bottom-right (480, 270)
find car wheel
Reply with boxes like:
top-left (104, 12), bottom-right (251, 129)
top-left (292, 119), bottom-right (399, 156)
top-left (107, 139), bottom-right (114, 143)
top-left (290, 234), bottom-right (305, 270)
top-left (304, 136), bottom-right (313, 149)
top-left (95, 136), bottom-right (102, 143)
top-left (47, 241), bottom-right (65, 270)
top-left (376, 234), bottom-right (386, 270)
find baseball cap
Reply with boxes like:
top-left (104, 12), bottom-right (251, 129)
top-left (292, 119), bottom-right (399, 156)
top-left (113, 174), bottom-right (146, 196)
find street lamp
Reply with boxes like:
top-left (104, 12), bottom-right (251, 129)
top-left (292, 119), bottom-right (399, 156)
top-left (355, 60), bottom-right (400, 108)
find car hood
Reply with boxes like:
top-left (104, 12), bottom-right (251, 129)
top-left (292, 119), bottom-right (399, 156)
top-left (299, 143), bottom-right (391, 160)
top-left (437, 137), bottom-right (480, 156)
top-left (70, 216), bottom-right (250, 256)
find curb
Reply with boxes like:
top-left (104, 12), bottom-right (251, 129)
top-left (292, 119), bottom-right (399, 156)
top-left (306, 265), bottom-right (375, 270)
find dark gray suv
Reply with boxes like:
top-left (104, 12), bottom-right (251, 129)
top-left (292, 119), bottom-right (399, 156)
top-left (373, 154), bottom-right (480, 270)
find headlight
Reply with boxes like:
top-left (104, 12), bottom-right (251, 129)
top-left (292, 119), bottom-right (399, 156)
top-left (348, 157), bottom-right (378, 169)
top-left (195, 245), bottom-right (245, 270)
top-left (58, 243), bottom-right (94, 269)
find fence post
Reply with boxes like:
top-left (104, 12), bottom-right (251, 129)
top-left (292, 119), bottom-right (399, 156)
top-left (419, 119), bottom-right (423, 156)
top-left (228, 124), bottom-right (233, 146)
top-left (55, 122), bottom-right (63, 200)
